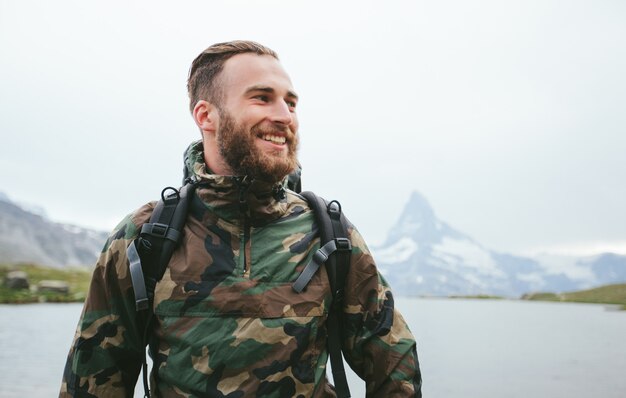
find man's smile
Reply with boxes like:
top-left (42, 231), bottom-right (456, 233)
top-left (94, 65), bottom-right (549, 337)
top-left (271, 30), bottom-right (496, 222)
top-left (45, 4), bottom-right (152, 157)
top-left (259, 134), bottom-right (286, 145)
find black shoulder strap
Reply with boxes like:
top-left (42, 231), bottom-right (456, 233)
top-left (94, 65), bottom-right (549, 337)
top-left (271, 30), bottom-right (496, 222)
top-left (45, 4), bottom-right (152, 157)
top-left (295, 191), bottom-right (352, 398)
top-left (127, 182), bottom-right (196, 398)
top-left (129, 183), bottom-right (196, 309)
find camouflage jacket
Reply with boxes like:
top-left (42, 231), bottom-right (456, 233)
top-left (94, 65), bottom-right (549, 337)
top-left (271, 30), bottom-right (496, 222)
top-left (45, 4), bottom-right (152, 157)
top-left (61, 144), bottom-right (421, 397)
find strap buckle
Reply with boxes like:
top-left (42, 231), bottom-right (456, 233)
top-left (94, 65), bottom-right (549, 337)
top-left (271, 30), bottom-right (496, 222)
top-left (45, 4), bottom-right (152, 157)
top-left (335, 237), bottom-right (351, 251)
top-left (142, 222), bottom-right (169, 238)
top-left (313, 249), bottom-right (329, 264)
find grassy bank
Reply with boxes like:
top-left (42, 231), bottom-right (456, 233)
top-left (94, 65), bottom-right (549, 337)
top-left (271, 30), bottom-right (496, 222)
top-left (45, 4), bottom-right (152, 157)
top-left (523, 283), bottom-right (626, 310)
top-left (0, 263), bottom-right (92, 304)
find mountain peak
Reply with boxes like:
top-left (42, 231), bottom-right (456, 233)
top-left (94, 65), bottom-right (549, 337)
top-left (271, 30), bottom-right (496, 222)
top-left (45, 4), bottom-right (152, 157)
top-left (403, 191), bottom-right (436, 222)
top-left (385, 191), bottom-right (439, 244)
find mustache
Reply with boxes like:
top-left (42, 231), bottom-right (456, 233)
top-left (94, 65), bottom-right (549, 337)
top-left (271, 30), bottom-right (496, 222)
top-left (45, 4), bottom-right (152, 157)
top-left (252, 122), bottom-right (295, 138)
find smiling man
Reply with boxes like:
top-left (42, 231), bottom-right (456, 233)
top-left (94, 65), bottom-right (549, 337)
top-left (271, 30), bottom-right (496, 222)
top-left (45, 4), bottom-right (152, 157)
top-left (61, 41), bottom-right (421, 397)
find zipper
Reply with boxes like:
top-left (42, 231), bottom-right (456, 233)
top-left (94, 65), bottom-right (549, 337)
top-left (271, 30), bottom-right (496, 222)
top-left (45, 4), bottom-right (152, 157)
top-left (242, 217), bottom-right (251, 277)
top-left (236, 176), bottom-right (253, 278)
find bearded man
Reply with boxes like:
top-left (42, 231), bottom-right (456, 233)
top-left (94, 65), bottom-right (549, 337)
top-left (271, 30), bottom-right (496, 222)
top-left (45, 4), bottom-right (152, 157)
top-left (60, 40), bottom-right (422, 397)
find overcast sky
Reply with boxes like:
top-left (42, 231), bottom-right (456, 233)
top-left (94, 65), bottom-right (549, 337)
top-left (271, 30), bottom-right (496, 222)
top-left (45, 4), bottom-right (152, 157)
top-left (1, 0), bottom-right (625, 256)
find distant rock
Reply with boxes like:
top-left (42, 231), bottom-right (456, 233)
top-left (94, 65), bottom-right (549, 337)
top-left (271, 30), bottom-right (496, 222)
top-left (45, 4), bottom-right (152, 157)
top-left (4, 270), bottom-right (29, 289)
top-left (37, 280), bottom-right (70, 294)
top-left (0, 193), bottom-right (108, 267)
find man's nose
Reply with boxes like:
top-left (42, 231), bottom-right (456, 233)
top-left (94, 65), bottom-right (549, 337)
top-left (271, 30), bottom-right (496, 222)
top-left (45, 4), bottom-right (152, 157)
top-left (269, 100), bottom-right (294, 126)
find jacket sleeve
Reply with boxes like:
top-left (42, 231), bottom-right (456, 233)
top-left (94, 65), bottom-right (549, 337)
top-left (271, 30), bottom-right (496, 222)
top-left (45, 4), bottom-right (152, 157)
top-left (341, 226), bottom-right (422, 397)
top-left (60, 204), bottom-right (155, 397)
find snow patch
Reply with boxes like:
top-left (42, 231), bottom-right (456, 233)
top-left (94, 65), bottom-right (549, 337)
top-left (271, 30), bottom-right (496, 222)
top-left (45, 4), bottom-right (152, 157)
top-left (61, 224), bottom-right (86, 234)
top-left (432, 237), bottom-right (503, 277)
top-left (372, 237), bottom-right (418, 264)
top-left (532, 254), bottom-right (595, 280)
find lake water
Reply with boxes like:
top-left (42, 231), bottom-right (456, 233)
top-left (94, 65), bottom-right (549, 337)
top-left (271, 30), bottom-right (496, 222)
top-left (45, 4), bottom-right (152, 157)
top-left (1, 298), bottom-right (625, 397)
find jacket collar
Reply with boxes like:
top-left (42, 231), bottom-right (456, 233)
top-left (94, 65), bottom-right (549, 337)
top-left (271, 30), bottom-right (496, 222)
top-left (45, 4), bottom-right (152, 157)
top-left (184, 140), bottom-right (289, 224)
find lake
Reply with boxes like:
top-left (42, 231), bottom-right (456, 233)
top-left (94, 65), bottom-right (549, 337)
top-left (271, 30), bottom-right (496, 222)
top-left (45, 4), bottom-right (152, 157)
top-left (1, 298), bottom-right (625, 397)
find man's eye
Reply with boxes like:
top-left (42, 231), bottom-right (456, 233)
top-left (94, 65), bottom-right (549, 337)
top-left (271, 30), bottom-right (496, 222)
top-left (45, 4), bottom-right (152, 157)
top-left (287, 100), bottom-right (297, 108)
top-left (254, 95), bottom-right (269, 102)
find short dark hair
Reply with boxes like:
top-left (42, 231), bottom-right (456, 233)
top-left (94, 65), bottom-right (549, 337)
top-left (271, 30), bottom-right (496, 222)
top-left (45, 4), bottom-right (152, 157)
top-left (187, 40), bottom-right (278, 113)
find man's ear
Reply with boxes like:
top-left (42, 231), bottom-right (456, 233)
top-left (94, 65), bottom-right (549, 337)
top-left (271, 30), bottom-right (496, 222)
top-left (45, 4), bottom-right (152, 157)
top-left (193, 100), bottom-right (218, 135)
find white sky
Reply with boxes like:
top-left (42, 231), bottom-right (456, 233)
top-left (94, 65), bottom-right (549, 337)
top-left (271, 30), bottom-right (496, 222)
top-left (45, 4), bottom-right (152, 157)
top-left (1, 0), bottom-right (625, 256)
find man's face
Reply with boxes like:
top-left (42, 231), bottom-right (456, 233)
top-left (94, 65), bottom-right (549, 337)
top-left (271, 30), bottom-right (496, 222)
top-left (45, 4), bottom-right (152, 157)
top-left (213, 53), bottom-right (299, 183)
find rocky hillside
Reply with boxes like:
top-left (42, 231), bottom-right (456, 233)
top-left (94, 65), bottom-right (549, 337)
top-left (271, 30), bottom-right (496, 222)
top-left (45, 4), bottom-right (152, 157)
top-left (0, 193), bottom-right (107, 267)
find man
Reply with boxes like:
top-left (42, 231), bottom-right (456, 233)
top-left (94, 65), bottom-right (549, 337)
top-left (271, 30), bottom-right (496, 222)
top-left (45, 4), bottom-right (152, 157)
top-left (61, 40), bottom-right (421, 397)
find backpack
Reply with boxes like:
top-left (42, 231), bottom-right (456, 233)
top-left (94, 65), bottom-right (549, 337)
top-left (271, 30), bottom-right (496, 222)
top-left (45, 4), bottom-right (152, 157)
top-left (127, 180), bottom-right (354, 398)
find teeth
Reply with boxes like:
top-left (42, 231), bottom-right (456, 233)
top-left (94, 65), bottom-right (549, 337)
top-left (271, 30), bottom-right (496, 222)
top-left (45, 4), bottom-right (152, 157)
top-left (262, 134), bottom-right (286, 144)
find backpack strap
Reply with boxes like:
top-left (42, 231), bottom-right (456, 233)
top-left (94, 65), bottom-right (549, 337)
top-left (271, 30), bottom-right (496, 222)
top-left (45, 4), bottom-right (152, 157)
top-left (128, 181), bottom-right (196, 398)
top-left (296, 191), bottom-right (352, 398)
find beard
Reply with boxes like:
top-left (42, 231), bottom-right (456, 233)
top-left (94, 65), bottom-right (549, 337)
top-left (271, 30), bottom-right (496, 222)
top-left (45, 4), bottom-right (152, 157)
top-left (216, 110), bottom-right (299, 183)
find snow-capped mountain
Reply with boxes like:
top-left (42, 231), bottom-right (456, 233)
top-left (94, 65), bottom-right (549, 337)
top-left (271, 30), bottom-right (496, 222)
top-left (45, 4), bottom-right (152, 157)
top-left (372, 191), bottom-right (626, 297)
